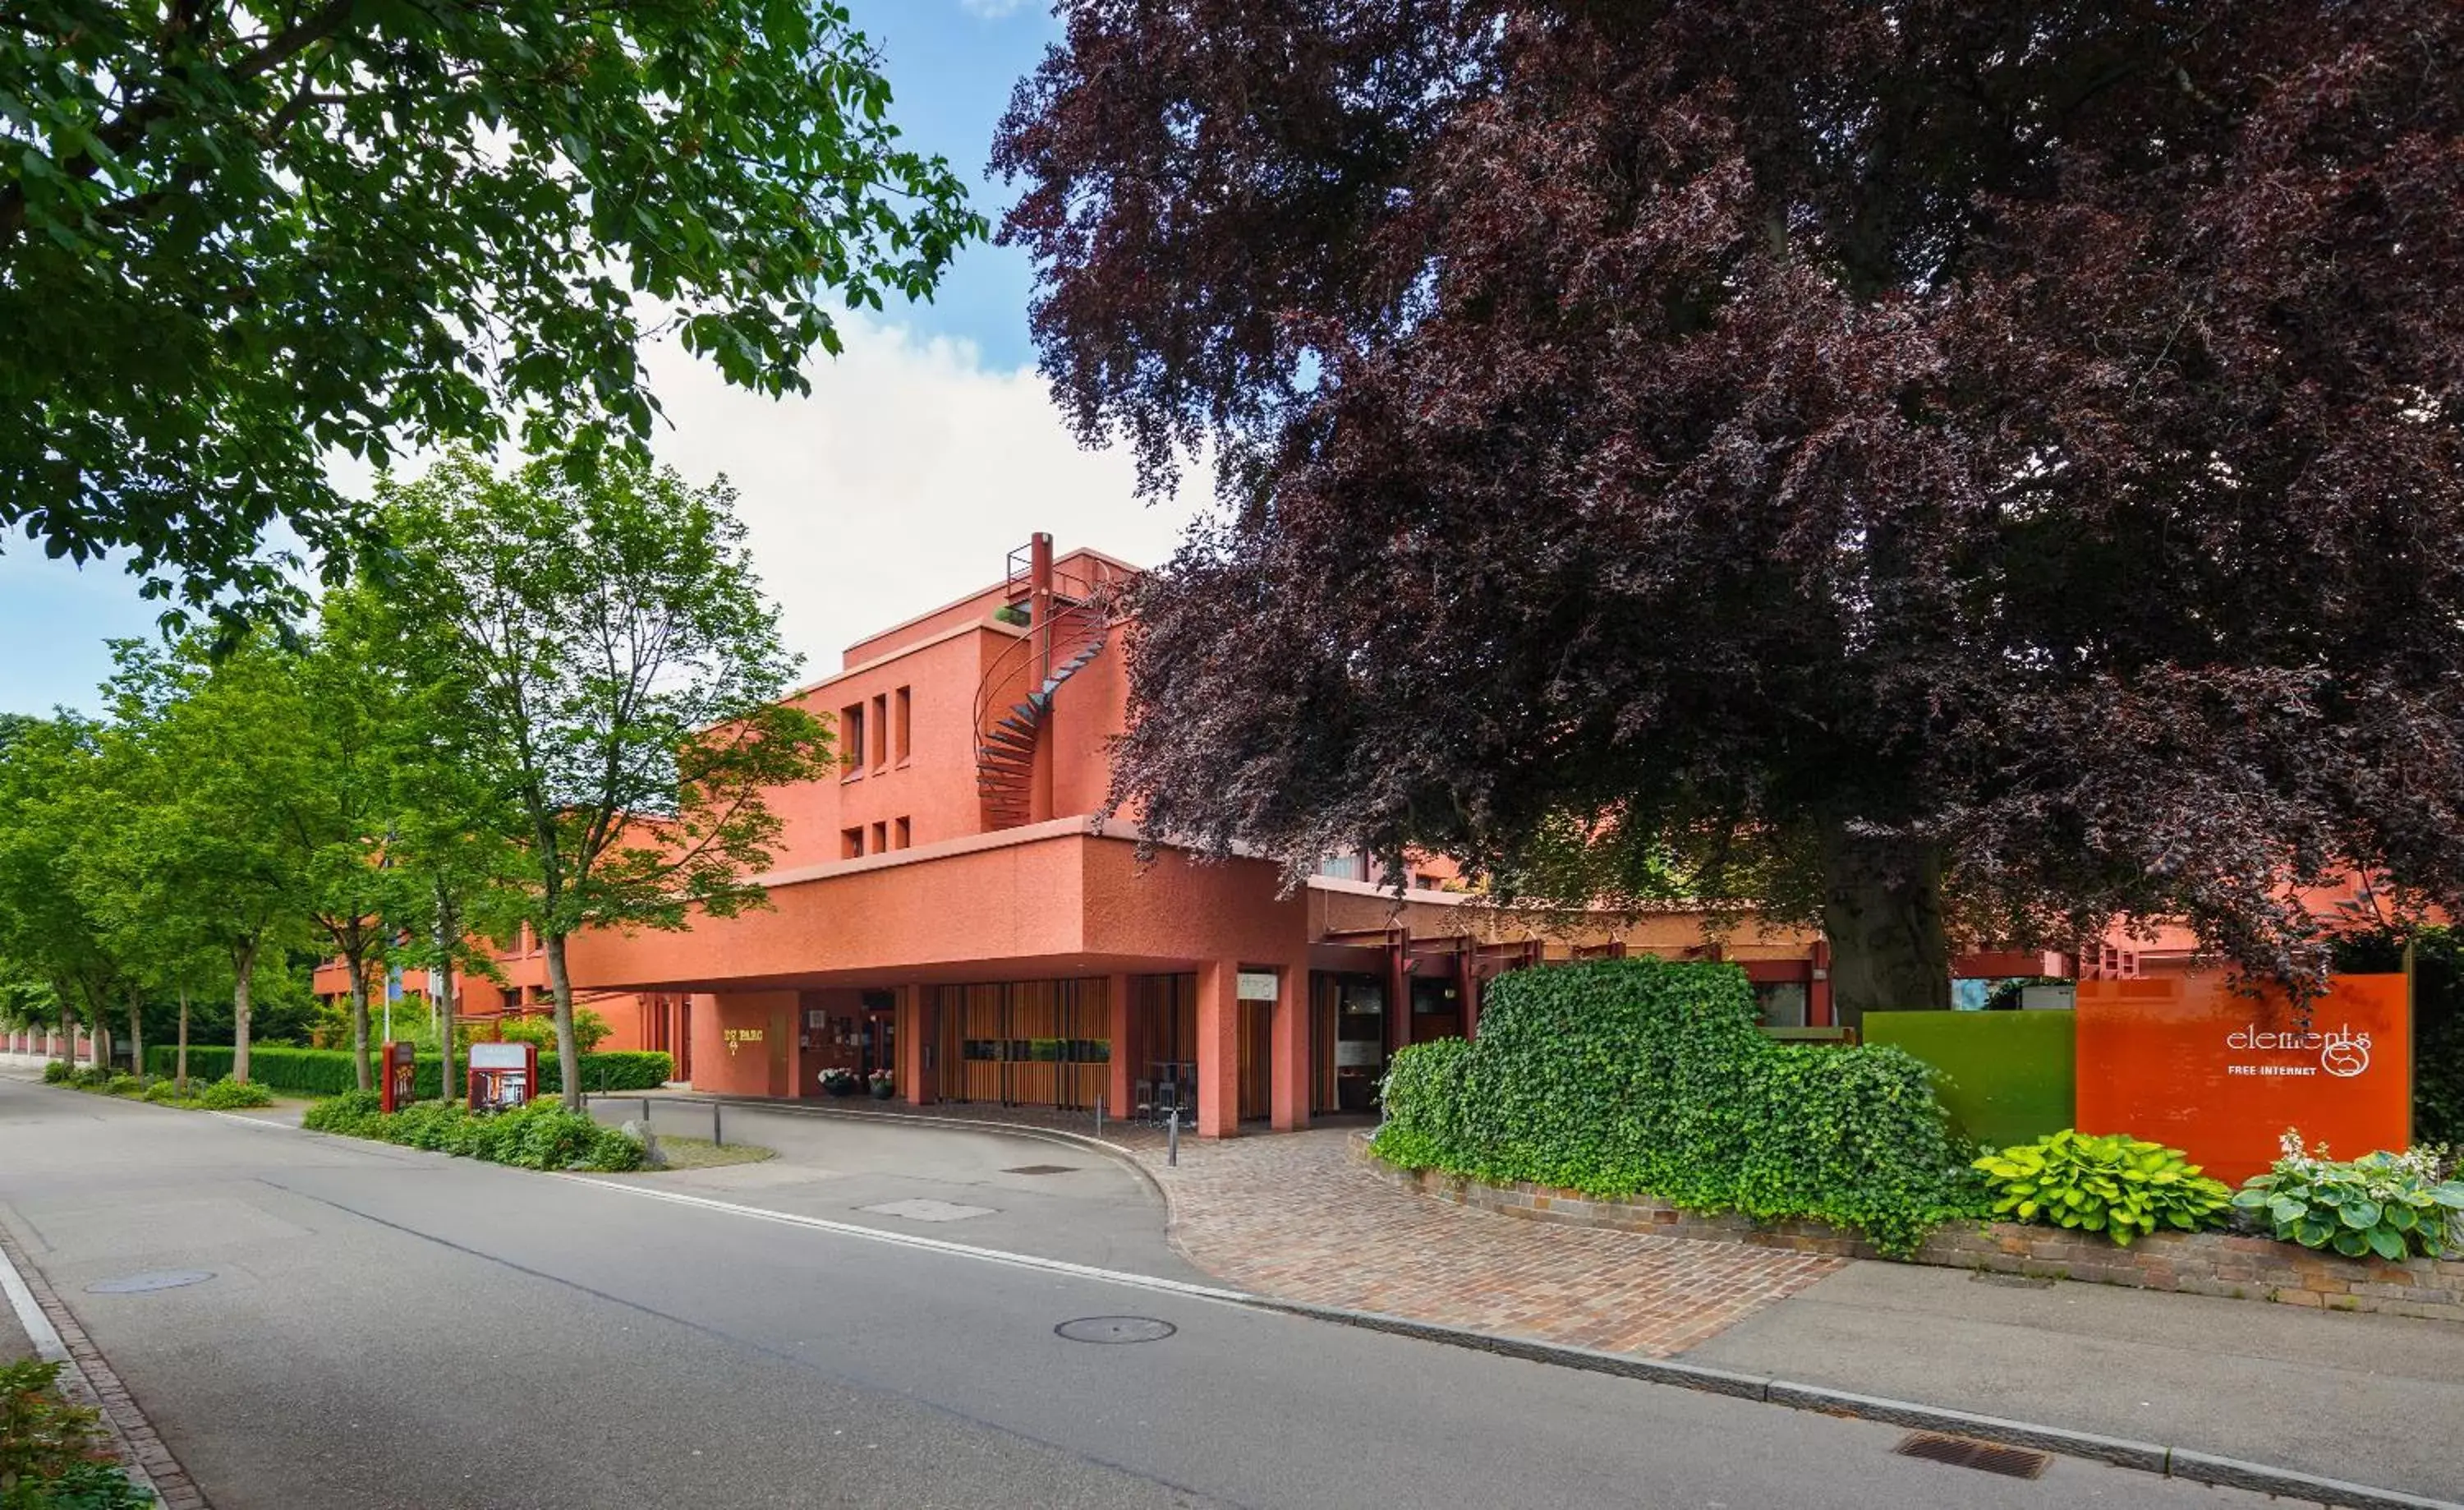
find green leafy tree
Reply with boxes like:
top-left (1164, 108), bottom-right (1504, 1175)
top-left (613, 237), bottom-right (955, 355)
top-left (376, 646), bottom-right (528, 1105)
top-left (94, 640), bottom-right (316, 1083)
top-left (2, 0), bottom-right (981, 622)
top-left (379, 451), bottom-right (831, 1107)
top-left (288, 592), bottom-right (430, 1091)
top-left (0, 716), bottom-right (133, 1066)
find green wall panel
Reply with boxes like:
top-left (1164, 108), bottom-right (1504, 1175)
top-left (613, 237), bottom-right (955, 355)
top-left (1865, 1010), bottom-right (2076, 1149)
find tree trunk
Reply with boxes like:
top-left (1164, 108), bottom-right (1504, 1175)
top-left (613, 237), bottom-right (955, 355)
top-left (94, 1018), bottom-right (112, 1071)
top-left (347, 951), bottom-right (374, 1093)
top-left (232, 939), bottom-right (258, 1084)
top-left (1820, 831), bottom-right (1951, 1032)
top-left (434, 892), bottom-right (460, 1105)
top-left (544, 930), bottom-right (582, 1111)
top-left (126, 986), bottom-right (142, 1084)
top-left (177, 985), bottom-right (190, 1097)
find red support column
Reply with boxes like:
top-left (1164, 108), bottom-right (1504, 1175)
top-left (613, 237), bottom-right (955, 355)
top-left (1105, 972), bottom-right (1134, 1121)
top-left (1270, 963), bottom-right (1311, 1132)
top-left (1195, 960), bottom-right (1242, 1139)
top-left (1809, 940), bottom-right (1835, 1028)
top-left (897, 984), bottom-right (934, 1106)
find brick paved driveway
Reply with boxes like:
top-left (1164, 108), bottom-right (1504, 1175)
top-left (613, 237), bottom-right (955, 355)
top-left (1131, 1127), bottom-right (1840, 1356)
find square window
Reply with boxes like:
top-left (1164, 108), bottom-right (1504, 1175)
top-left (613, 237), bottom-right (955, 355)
top-left (871, 820), bottom-right (888, 854)
top-left (894, 816), bottom-right (911, 850)
top-left (842, 826), bottom-right (865, 859)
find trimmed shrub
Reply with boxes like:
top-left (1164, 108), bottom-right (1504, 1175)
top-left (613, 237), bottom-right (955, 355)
top-left (493, 1008), bottom-right (614, 1054)
top-left (143, 1045), bottom-right (673, 1098)
top-left (297, 1094), bottom-right (646, 1172)
top-left (1372, 958), bottom-right (1989, 1255)
top-left (140, 1080), bottom-right (179, 1104)
top-left (68, 1063), bottom-right (113, 1089)
top-left (102, 1073), bottom-right (142, 1098)
top-left (195, 1077), bottom-right (275, 1110)
top-left (1975, 1130), bottom-right (2233, 1245)
top-left (40, 1060), bottom-right (72, 1084)
top-left (301, 1089), bottom-right (384, 1135)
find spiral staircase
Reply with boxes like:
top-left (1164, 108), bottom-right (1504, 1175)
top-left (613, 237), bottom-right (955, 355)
top-left (972, 549), bottom-right (1133, 831)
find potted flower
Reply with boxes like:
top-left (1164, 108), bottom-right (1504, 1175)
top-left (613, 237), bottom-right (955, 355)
top-left (819, 1066), bottom-right (861, 1098)
top-left (868, 1069), bottom-right (896, 1100)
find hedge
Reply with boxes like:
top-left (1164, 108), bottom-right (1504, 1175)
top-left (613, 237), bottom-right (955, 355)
top-left (301, 1089), bottom-right (644, 1172)
top-left (141, 1045), bottom-right (673, 1098)
top-left (1372, 958), bottom-right (1990, 1256)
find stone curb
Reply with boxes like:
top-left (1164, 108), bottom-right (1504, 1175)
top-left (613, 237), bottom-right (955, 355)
top-left (0, 1194), bottom-right (210, 1509)
top-left (1255, 1294), bottom-right (2458, 1508)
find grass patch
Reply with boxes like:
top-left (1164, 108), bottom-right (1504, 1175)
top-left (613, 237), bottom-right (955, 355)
top-left (640, 1135), bottom-right (777, 1171)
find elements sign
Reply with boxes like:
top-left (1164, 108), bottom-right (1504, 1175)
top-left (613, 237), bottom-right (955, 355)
top-left (2075, 974), bottom-right (2411, 1185)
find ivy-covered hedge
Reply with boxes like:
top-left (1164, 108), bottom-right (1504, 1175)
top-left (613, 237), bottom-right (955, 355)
top-left (141, 1045), bottom-right (673, 1097)
top-left (1372, 958), bottom-right (1990, 1255)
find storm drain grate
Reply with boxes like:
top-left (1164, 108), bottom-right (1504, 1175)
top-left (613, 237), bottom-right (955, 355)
top-left (1892, 1433), bottom-right (2051, 1480)
top-left (1002, 1164), bottom-right (1078, 1176)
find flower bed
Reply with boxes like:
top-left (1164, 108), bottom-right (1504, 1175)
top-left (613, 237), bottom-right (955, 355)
top-left (1358, 1138), bottom-right (2464, 1323)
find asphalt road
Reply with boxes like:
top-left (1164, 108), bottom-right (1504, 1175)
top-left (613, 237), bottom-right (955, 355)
top-left (0, 1077), bottom-right (2284, 1510)
top-left (583, 1095), bottom-right (1202, 1278)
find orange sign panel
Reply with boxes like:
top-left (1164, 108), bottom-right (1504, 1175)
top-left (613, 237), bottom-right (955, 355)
top-left (2074, 974), bottom-right (2411, 1185)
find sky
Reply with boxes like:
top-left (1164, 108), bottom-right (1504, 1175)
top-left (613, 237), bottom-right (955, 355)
top-left (0, 0), bottom-right (1206, 716)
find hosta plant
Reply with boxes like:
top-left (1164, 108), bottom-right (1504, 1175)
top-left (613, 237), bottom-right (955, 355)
top-left (1974, 1130), bottom-right (2234, 1246)
top-left (2232, 1131), bottom-right (2464, 1262)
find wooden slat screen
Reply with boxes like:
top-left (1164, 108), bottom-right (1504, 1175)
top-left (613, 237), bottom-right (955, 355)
top-left (929, 977), bottom-right (1110, 1109)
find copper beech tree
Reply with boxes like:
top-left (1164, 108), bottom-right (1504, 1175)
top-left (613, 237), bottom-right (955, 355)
top-left (995, 2), bottom-right (2464, 1020)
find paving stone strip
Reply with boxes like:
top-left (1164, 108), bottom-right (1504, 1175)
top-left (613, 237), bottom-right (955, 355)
top-left (0, 1217), bottom-right (210, 1510)
top-left (1124, 1126), bottom-right (1840, 1356)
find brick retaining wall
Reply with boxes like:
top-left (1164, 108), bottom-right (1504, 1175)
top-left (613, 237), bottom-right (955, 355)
top-left (1355, 1138), bottom-right (2464, 1324)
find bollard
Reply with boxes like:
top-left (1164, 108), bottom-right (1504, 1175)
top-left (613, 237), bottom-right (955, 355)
top-left (1167, 1107), bottom-right (1179, 1167)
top-left (713, 1101), bottom-right (724, 1149)
top-left (1093, 1095), bottom-right (1104, 1139)
top-left (642, 1096), bottom-right (651, 1126)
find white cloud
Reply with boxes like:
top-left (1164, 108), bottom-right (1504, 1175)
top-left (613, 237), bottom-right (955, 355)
top-left (638, 315), bottom-right (1210, 679)
top-left (958, 0), bottom-right (1034, 16)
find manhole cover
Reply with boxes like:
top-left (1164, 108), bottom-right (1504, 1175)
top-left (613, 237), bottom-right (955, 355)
top-left (85, 1270), bottom-right (214, 1295)
top-left (1002, 1164), bottom-right (1078, 1176)
top-left (1055, 1316), bottom-right (1176, 1345)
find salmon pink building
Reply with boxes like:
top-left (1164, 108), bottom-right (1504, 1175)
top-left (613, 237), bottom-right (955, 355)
top-left (245, 537), bottom-right (2434, 1117)
top-left (540, 536), bottom-right (1829, 1136)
